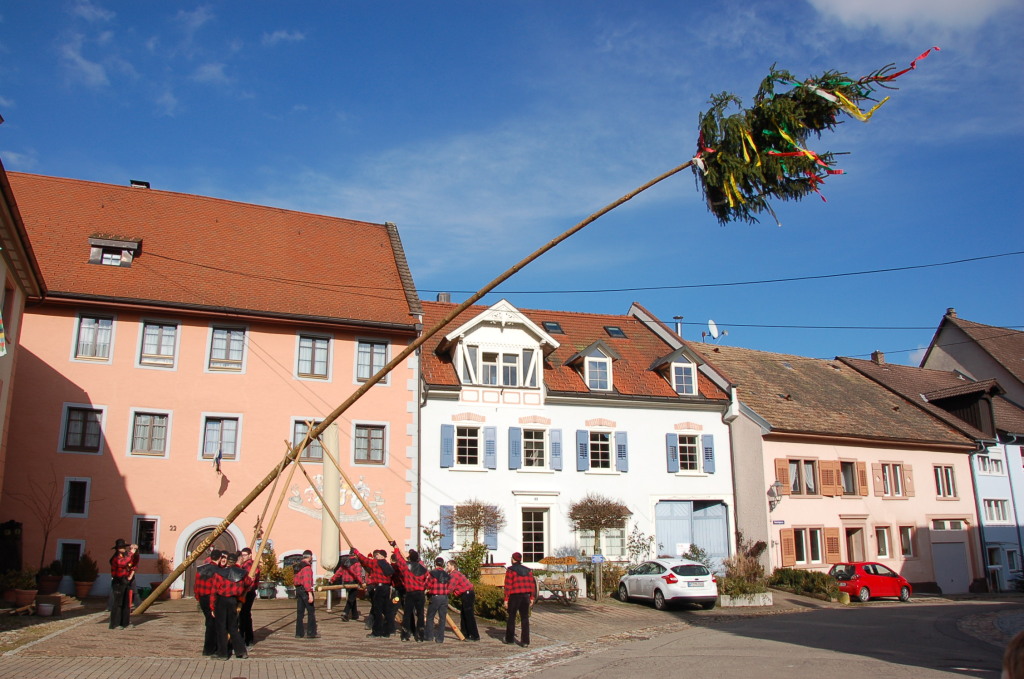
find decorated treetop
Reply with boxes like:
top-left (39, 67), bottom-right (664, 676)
top-left (694, 47), bottom-right (939, 225)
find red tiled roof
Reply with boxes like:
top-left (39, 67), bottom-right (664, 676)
top-left (690, 343), bottom-right (972, 447)
top-left (421, 301), bottom-right (728, 401)
top-left (8, 173), bottom-right (421, 328)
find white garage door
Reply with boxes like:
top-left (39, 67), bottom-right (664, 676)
top-left (932, 541), bottom-right (970, 594)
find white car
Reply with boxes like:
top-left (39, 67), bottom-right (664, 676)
top-left (618, 558), bottom-right (718, 610)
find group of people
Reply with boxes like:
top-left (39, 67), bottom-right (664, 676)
top-left (192, 547), bottom-right (260, 660)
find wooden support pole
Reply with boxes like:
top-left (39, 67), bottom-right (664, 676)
top-left (294, 455), bottom-right (353, 550)
top-left (245, 441), bottom-right (304, 582)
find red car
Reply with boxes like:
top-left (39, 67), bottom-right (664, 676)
top-left (829, 562), bottom-right (912, 603)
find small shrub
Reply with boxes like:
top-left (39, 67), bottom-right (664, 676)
top-left (473, 583), bottom-right (507, 621)
top-left (421, 520), bottom-right (443, 564)
top-left (260, 547), bottom-right (282, 582)
top-left (453, 542), bottom-right (488, 582)
top-left (281, 566), bottom-right (295, 587)
top-left (680, 544), bottom-right (713, 570)
top-left (719, 532), bottom-right (768, 596)
top-left (769, 567), bottom-right (839, 599)
top-left (72, 553), bottom-right (99, 581)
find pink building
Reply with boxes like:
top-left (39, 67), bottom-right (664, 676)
top-left (0, 173), bottom-right (422, 594)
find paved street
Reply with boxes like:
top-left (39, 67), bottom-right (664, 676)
top-left (0, 591), bottom-right (1021, 679)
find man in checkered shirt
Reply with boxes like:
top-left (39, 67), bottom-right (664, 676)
top-left (503, 552), bottom-right (538, 647)
top-left (393, 547), bottom-right (429, 641)
top-left (193, 550), bottom-right (220, 656)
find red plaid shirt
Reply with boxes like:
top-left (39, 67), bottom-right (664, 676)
top-left (110, 553), bottom-right (133, 578)
top-left (193, 563), bottom-right (217, 599)
top-left (238, 557), bottom-right (260, 591)
top-left (447, 569), bottom-right (474, 597)
top-left (425, 568), bottom-right (450, 596)
top-left (392, 551), bottom-right (429, 592)
top-left (330, 559), bottom-right (363, 585)
top-left (503, 564), bottom-right (537, 601)
top-left (208, 567), bottom-right (250, 608)
top-left (293, 561), bottom-right (314, 591)
top-left (354, 549), bottom-right (392, 586)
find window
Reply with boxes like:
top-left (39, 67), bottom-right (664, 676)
top-left (899, 526), bottom-right (916, 557)
top-left (457, 427), bottom-right (480, 466)
top-left (840, 461), bottom-right (858, 495)
top-left (62, 478), bottom-right (90, 518)
top-left (209, 327), bottom-right (245, 371)
top-left (984, 499), bottom-right (1010, 523)
top-left (293, 420), bottom-right (324, 460)
top-left (589, 431), bottom-right (611, 469)
top-left (522, 509), bottom-right (547, 562)
top-left (131, 412), bottom-right (168, 456)
top-left (356, 340), bottom-right (388, 382)
top-left (542, 321), bottom-right (563, 334)
top-left (788, 459), bottom-right (819, 495)
top-left (934, 465), bottom-right (957, 498)
top-left (882, 463), bottom-right (904, 497)
top-left (577, 523), bottom-right (626, 558)
top-left (604, 326), bottom-right (627, 339)
top-left (63, 406), bottom-right (103, 453)
top-left (57, 541), bottom-right (84, 575)
top-left (523, 429), bottom-right (545, 468)
top-left (672, 363), bottom-right (696, 395)
top-left (298, 335), bottom-right (330, 379)
top-left (133, 517), bottom-right (157, 555)
top-left (202, 417), bottom-right (238, 460)
top-left (140, 322), bottom-right (177, 367)
top-left (978, 455), bottom-right (1005, 475)
top-left (100, 249), bottom-right (122, 266)
top-left (1008, 550), bottom-right (1021, 572)
top-left (792, 527), bottom-right (824, 564)
top-left (675, 435), bottom-right (700, 471)
top-left (459, 345), bottom-right (539, 388)
top-left (585, 357), bottom-right (610, 390)
top-left (75, 316), bottom-right (113, 360)
top-left (355, 424), bottom-right (386, 464)
top-left (932, 519), bottom-right (965, 530)
top-left (875, 526), bottom-right (891, 558)
top-left (502, 353), bottom-right (519, 386)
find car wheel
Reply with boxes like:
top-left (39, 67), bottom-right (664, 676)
top-left (700, 600), bottom-right (716, 610)
top-left (899, 586), bottom-right (911, 602)
top-left (618, 584), bottom-right (629, 602)
top-left (857, 586), bottom-right (870, 603)
top-left (653, 589), bottom-right (667, 611)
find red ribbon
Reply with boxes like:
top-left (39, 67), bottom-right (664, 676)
top-left (875, 46), bottom-right (940, 82)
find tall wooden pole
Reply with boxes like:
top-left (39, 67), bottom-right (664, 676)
top-left (134, 160), bottom-right (692, 615)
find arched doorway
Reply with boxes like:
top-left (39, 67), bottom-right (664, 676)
top-left (183, 528), bottom-right (237, 598)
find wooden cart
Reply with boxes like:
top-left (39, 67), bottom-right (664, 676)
top-left (537, 573), bottom-right (580, 605)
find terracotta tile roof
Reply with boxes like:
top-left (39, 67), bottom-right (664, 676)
top-left (421, 301), bottom-right (728, 401)
top-left (842, 358), bottom-right (1024, 440)
top-left (8, 172), bottom-right (421, 328)
top-left (945, 316), bottom-right (1024, 385)
top-left (689, 343), bottom-right (972, 447)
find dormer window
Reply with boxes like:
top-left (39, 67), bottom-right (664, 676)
top-left (672, 362), bottom-right (697, 395)
top-left (586, 356), bottom-right (611, 390)
top-left (88, 236), bottom-right (142, 268)
top-left (460, 344), bottom-right (539, 388)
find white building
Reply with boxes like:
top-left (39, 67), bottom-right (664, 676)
top-left (419, 299), bottom-right (737, 567)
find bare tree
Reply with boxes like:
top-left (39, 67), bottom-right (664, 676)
top-left (9, 466), bottom-right (70, 571)
top-left (568, 493), bottom-right (631, 557)
top-left (454, 499), bottom-right (507, 545)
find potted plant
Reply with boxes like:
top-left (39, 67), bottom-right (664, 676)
top-left (13, 568), bottom-right (38, 607)
top-left (258, 547), bottom-right (281, 599)
top-left (281, 566), bottom-right (296, 598)
top-left (72, 553), bottom-right (99, 598)
top-left (37, 559), bottom-right (63, 594)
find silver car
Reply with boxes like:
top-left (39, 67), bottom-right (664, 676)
top-left (618, 558), bottom-right (718, 610)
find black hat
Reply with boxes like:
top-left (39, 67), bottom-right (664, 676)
top-left (112, 538), bottom-right (128, 550)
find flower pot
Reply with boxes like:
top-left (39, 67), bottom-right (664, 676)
top-left (285, 586), bottom-right (296, 599)
top-left (13, 589), bottom-right (38, 607)
top-left (35, 602), bottom-right (55, 617)
top-left (168, 589), bottom-right (183, 600)
top-left (37, 575), bottom-right (62, 595)
top-left (74, 581), bottom-right (94, 598)
top-left (258, 582), bottom-right (278, 599)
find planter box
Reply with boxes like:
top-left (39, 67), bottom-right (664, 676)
top-left (719, 592), bottom-right (773, 608)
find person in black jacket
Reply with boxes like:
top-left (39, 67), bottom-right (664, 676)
top-left (424, 557), bottom-right (451, 643)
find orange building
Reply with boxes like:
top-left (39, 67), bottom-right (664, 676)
top-left (0, 173), bottom-right (422, 595)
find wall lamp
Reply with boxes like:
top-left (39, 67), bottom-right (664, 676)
top-left (767, 481), bottom-right (785, 512)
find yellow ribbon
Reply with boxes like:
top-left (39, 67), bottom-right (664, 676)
top-left (741, 130), bottom-right (761, 167)
top-left (835, 91), bottom-right (890, 122)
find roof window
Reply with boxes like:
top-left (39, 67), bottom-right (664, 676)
top-left (542, 321), bottom-right (564, 334)
top-left (604, 326), bottom-right (627, 338)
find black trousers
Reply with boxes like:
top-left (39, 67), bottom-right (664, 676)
top-left (402, 590), bottom-right (426, 639)
top-left (342, 586), bottom-right (360, 619)
top-left (215, 595), bottom-right (246, 658)
top-left (109, 578), bottom-right (131, 629)
top-left (505, 593), bottom-right (531, 645)
top-left (459, 590), bottom-right (480, 640)
top-left (295, 589), bottom-right (317, 637)
top-left (198, 596), bottom-right (217, 654)
top-left (426, 594), bottom-right (448, 643)
top-left (368, 584), bottom-right (390, 636)
top-left (239, 590), bottom-right (256, 645)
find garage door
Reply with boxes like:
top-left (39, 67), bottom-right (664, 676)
top-left (932, 541), bottom-right (970, 594)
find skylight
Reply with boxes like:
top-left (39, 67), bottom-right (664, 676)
top-left (604, 326), bottom-right (626, 338)
top-left (542, 321), bottom-right (564, 334)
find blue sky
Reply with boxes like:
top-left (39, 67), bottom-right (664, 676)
top-left (1, 1), bottom-right (1021, 365)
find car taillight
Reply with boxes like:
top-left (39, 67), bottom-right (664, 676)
top-left (662, 573), bottom-right (678, 584)
top-left (711, 576), bottom-right (717, 584)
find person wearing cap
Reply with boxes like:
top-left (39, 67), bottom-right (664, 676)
top-left (237, 547), bottom-right (259, 647)
top-left (503, 552), bottom-right (537, 647)
top-left (447, 560), bottom-right (479, 641)
top-left (210, 551), bottom-right (250, 660)
top-left (425, 557), bottom-right (451, 643)
top-left (194, 549), bottom-right (220, 656)
top-left (109, 538), bottom-right (134, 629)
top-left (392, 545), bottom-right (428, 642)
top-left (353, 547), bottom-right (395, 638)
top-left (329, 550), bottom-right (364, 622)
top-left (293, 550), bottom-right (319, 639)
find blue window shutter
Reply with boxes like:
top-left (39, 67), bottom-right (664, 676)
top-left (615, 431), bottom-right (629, 472)
top-left (484, 427), bottom-right (497, 469)
top-left (440, 505), bottom-right (455, 550)
top-left (576, 430), bottom-right (589, 471)
top-left (550, 429), bottom-right (563, 471)
top-left (666, 433), bottom-right (679, 473)
top-left (484, 524), bottom-right (498, 550)
top-left (508, 427), bottom-right (523, 470)
top-left (702, 434), bottom-right (716, 474)
top-left (440, 424), bottom-right (454, 468)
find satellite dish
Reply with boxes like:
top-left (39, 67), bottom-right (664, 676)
top-left (708, 320), bottom-right (719, 339)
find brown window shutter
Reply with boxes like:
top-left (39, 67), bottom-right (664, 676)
top-left (903, 465), bottom-right (915, 497)
top-left (780, 528), bottom-right (796, 567)
top-left (774, 459), bottom-right (791, 495)
top-left (871, 463), bottom-right (884, 496)
top-left (819, 460), bottom-right (836, 497)
top-left (824, 527), bottom-right (842, 564)
top-left (857, 461), bottom-right (869, 496)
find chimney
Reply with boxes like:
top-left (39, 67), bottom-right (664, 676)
top-left (946, 307), bottom-right (957, 318)
top-left (673, 315), bottom-right (684, 337)
top-left (436, 292), bottom-right (451, 303)
top-left (129, 179), bottom-right (150, 189)
top-left (871, 350), bottom-right (885, 365)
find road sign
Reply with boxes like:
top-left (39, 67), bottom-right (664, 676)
top-left (591, 555), bottom-right (606, 563)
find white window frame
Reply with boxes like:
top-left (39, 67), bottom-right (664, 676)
top-left (137, 320), bottom-right (180, 370)
top-left (292, 419), bottom-right (325, 461)
top-left (788, 458), bottom-right (819, 495)
top-left (128, 409), bottom-right (172, 458)
top-left (521, 507), bottom-right (549, 563)
top-left (577, 523), bottom-right (626, 559)
top-left (585, 356), bottom-right (611, 391)
top-left (882, 463), bottom-right (904, 497)
top-left (132, 515), bottom-right (159, 558)
top-left (984, 499), bottom-right (1011, 524)
top-left (977, 454), bottom-right (1005, 475)
top-left (456, 426), bottom-right (481, 467)
top-left (677, 434), bottom-right (701, 472)
top-left (206, 325), bottom-right (247, 373)
top-left (458, 343), bottom-right (539, 388)
top-left (899, 526), bottom-right (916, 557)
top-left (353, 422), bottom-right (388, 466)
top-left (199, 413), bottom-right (242, 462)
top-left (59, 403), bottom-right (106, 455)
top-left (355, 339), bottom-right (390, 384)
top-left (875, 526), bottom-right (891, 558)
top-left (522, 428), bottom-right (547, 469)
top-left (296, 333), bottom-right (333, 381)
top-left (792, 527), bottom-right (824, 565)
top-left (72, 313), bottom-right (115, 363)
top-left (671, 362), bottom-right (697, 395)
top-left (1008, 549), bottom-right (1021, 572)
top-left (934, 464), bottom-right (957, 498)
top-left (589, 430), bottom-right (612, 470)
top-left (61, 477), bottom-right (91, 518)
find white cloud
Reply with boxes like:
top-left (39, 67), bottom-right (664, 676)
top-left (59, 33), bottom-right (109, 87)
top-left (192, 62), bottom-right (230, 85)
top-left (176, 6), bottom-right (215, 35)
top-left (262, 30), bottom-right (305, 47)
top-left (0, 95), bottom-right (13, 108)
top-left (908, 346), bottom-right (927, 365)
top-left (155, 89), bottom-right (179, 117)
top-left (807, 0), bottom-right (1018, 32)
top-left (71, 0), bottom-right (115, 23)
top-left (1, 149), bottom-right (38, 170)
